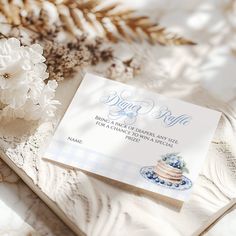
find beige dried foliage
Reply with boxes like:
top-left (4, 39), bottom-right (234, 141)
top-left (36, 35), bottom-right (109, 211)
top-left (0, 0), bottom-right (196, 45)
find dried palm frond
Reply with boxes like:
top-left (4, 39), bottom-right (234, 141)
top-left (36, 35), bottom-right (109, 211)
top-left (0, 0), bottom-right (196, 45)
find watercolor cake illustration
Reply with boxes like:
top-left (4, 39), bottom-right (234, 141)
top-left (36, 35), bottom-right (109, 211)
top-left (140, 153), bottom-right (192, 190)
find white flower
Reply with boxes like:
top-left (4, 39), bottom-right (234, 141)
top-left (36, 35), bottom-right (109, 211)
top-left (0, 38), bottom-right (60, 121)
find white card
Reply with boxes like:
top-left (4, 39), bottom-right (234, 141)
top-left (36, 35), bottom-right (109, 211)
top-left (45, 73), bottom-right (221, 201)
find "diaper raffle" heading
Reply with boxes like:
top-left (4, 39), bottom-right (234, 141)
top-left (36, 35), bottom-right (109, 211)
top-left (100, 89), bottom-right (192, 127)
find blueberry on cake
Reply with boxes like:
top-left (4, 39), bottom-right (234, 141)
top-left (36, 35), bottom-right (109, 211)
top-left (155, 153), bottom-right (189, 184)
